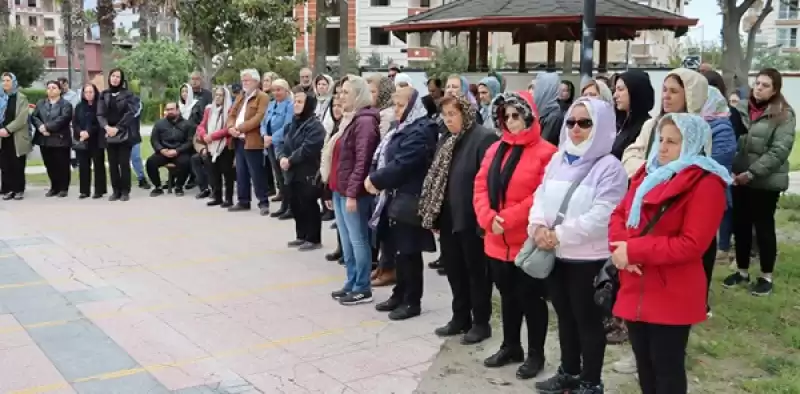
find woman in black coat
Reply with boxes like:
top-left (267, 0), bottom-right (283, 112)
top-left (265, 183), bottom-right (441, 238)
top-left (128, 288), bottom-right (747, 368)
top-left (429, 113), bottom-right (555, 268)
top-left (280, 86), bottom-right (326, 250)
top-left (73, 83), bottom-right (107, 199)
top-left (97, 68), bottom-right (140, 201)
top-left (32, 80), bottom-right (73, 197)
top-left (365, 87), bottom-right (439, 321)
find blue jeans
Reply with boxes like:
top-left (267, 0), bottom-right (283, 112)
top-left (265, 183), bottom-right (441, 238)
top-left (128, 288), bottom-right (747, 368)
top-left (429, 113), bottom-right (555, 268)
top-left (130, 143), bottom-right (145, 180)
top-left (333, 192), bottom-right (373, 293)
top-left (234, 139), bottom-right (269, 207)
top-left (718, 207), bottom-right (734, 251)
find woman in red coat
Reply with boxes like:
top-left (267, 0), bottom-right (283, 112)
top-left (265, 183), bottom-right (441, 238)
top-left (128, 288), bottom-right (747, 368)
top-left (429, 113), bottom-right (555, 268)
top-left (608, 113), bottom-right (730, 394)
top-left (473, 91), bottom-right (557, 379)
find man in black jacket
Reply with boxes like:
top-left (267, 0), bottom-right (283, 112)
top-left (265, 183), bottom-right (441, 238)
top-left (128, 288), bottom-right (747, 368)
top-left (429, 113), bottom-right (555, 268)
top-left (146, 102), bottom-right (195, 197)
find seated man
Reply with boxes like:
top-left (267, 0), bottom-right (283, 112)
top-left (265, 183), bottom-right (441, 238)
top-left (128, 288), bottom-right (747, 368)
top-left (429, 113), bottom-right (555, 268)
top-left (146, 102), bottom-right (194, 197)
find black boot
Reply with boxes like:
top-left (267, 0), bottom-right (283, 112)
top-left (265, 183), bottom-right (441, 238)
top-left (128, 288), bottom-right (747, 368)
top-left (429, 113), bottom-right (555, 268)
top-left (325, 247), bottom-right (342, 262)
top-left (434, 320), bottom-right (471, 337)
top-left (278, 208), bottom-right (293, 220)
top-left (483, 346), bottom-right (524, 368)
top-left (138, 178), bottom-right (151, 189)
top-left (321, 209), bottom-right (335, 221)
top-left (516, 353), bottom-right (546, 380)
top-left (461, 324), bottom-right (491, 344)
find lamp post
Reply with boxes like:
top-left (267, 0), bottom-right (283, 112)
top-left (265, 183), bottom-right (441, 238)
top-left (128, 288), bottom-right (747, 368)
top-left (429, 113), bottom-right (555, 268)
top-left (579, 0), bottom-right (596, 84)
top-left (64, 0), bottom-right (74, 87)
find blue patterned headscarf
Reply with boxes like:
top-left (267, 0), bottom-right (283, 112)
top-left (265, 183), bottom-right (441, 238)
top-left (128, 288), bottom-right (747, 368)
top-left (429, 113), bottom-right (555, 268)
top-left (0, 72), bottom-right (17, 125)
top-left (626, 113), bottom-right (733, 228)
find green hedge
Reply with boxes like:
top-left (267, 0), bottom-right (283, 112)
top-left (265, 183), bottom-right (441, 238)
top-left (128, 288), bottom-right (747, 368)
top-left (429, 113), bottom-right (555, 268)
top-left (20, 88), bottom-right (168, 124)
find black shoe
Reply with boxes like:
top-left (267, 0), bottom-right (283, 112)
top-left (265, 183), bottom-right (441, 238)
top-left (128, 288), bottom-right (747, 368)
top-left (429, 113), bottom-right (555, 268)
top-left (331, 288), bottom-right (349, 300)
top-left (57, 191), bottom-right (68, 198)
top-left (207, 199), bottom-right (222, 206)
top-left (228, 204), bottom-right (251, 212)
top-left (516, 354), bottom-right (546, 380)
top-left (267, 189), bottom-right (277, 197)
top-left (723, 271), bottom-right (749, 288)
top-left (298, 242), bottom-right (322, 251)
top-left (428, 259), bottom-right (443, 270)
top-left (270, 207), bottom-right (286, 218)
top-left (574, 382), bottom-right (605, 394)
top-left (278, 210), bottom-right (293, 220)
top-left (389, 304), bottom-right (421, 321)
top-left (271, 194), bottom-right (283, 202)
top-left (45, 189), bottom-right (57, 197)
top-left (175, 188), bottom-right (185, 197)
top-left (12, 192), bottom-right (23, 200)
top-left (196, 189), bottom-right (211, 199)
top-left (325, 249), bottom-right (342, 262)
top-left (138, 178), bottom-right (151, 189)
top-left (221, 200), bottom-right (233, 208)
top-left (120, 193), bottom-right (130, 201)
top-left (79, 193), bottom-right (89, 199)
top-left (2, 192), bottom-right (14, 201)
top-left (339, 291), bottom-right (373, 305)
top-left (461, 324), bottom-right (491, 345)
top-left (109, 193), bottom-right (121, 201)
top-left (150, 188), bottom-right (164, 197)
top-left (337, 258), bottom-right (344, 266)
top-left (375, 298), bottom-right (402, 312)
top-left (330, 221), bottom-right (337, 229)
top-left (534, 367), bottom-right (581, 394)
top-left (321, 210), bottom-right (335, 221)
top-left (185, 182), bottom-right (196, 190)
top-left (92, 193), bottom-right (104, 199)
top-left (751, 277), bottom-right (773, 296)
top-left (288, 239), bottom-right (306, 247)
top-left (483, 346), bottom-right (524, 368)
top-left (434, 321), bottom-right (471, 337)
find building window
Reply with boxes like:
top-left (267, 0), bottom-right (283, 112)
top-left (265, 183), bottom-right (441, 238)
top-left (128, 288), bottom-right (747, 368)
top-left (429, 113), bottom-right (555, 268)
top-left (15, 15), bottom-right (21, 25)
top-left (419, 31), bottom-right (434, 47)
top-left (420, 0), bottom-right (430, 6)
top-left (327, 0), bottom-right (340, 17)
top-left (14, 0), bottom-right (21, 5)
top-left (779, 0), bottom-right (799, 19)
top-left (44, 17), bottom-right (54, 31)
top-left (370, 28), bottom-right (390, 46)
top-left (27, 0), bottom-right (36, 7)
top-left (44, 37), bottom-right (54, 45)
top-left (326, 27), bottom-right (341, 56)
top-left (777, 27), bottom-right (798, 47)
top-left (132, 21), bottom-right (140, 29)
top-left (47, 60), bottom-right (56, 68)
top-left (28, 16), bottom-right (37, 26)
top-left (370, 0), bottom-right (390, 5)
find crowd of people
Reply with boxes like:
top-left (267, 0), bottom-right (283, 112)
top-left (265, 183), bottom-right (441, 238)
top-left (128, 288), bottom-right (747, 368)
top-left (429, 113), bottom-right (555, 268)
top-left (0, 63), bottom-right (794, 393)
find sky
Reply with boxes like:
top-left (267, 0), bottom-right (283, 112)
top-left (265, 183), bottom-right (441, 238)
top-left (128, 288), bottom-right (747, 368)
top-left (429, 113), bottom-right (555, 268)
top-left (684, 1), bottom-right (724, 45)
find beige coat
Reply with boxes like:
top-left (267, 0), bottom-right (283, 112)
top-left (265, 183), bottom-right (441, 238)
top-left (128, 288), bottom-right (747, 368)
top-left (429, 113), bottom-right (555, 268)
top-left (1, 92), bottom-right (32, 157)
top-left (621, 68), bottom-right (712, 177)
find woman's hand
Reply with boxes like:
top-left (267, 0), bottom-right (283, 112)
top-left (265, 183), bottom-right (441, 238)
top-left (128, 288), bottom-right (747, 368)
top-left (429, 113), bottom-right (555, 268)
top-left (204, 134), bottom-right (213, 144)
top-left (324, 200), bottom-right (333, 210)
top-left (0, 128), bottom-right (9, 138)
top-left (610, 241), bottom-right (631, 270)
top-left (106, 127), bottom-right (118, 137)
top-left (364, 177), bottom-right (378, 195)
top-left (279, 157), bottom-right (290, 170)
top-left (533, 226), bottom-right (549, 248)
top-left (543, 230), bottom-right (558, 249)
top-left (733, 173), bottom-right (751, 186)
top-left (490, 215), bottom-right (505, 235)
top-left (79, 131), bottom-right (89, 141)
top-left (345, 197), bottom-right (357, 213)
top-left (263, 135), bottom-right (272, 147)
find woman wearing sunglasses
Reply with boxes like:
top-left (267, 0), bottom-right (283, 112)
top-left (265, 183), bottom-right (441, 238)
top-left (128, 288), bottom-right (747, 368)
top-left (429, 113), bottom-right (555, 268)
top-left (530, 97), bottom-right (627, 393)
top-left (473, 91), bottom-right (557, 379)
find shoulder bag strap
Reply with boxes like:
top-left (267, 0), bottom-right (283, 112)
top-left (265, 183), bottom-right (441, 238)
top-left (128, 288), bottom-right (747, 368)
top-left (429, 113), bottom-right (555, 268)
top-left (551, 166), bottom-right (593, 227)
top-left (639, 172), bottom-right (710, 236)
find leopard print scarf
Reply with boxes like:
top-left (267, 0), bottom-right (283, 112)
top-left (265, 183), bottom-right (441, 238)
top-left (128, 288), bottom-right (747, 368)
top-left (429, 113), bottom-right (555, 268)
top-left (418, 94), bottom-right (476, 229)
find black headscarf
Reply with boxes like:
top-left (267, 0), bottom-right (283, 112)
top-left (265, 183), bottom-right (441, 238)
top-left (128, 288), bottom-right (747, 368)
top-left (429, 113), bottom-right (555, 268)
top-left (294, 91), bottom-right (317, 124)
top-left (81, 84), bottom-right (99, 107)
top-left (77, 84), bottom-right (100, 131)
top-left (558, 80), bottom-right (575, 112)
top-left (107, 68), bottom-right (127, 93)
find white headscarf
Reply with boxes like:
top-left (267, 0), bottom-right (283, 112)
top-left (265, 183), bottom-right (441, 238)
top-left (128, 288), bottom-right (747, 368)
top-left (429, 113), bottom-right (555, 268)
top-left (179, 83), bottom-right (197, 120)
top-left (207, 87), bottom-right (232, 162)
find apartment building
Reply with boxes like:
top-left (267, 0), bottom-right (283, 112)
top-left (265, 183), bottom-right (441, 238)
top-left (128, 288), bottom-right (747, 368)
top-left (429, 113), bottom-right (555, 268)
top-left (744, 0), bottom-right (798, 51)
top-left (293, 0), bottom-right (357, 64)
top-left (112, 5), bottom-right (179, 42)
top-left (8, 0), bottom-right (63, 45)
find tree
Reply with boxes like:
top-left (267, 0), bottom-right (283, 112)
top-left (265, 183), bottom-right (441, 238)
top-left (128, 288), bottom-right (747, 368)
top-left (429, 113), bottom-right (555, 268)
top-left (0, 28), bottom-right (46, 87)
top-left (116, 39), bottom-right (193, 97)
top-left (366, 51), bottom-right (382, 68)
top-left (66, 0), bottom-right (90, 86)
top-left (97, 0), bottom-right (117, 74)
top-left (216, 47), bottom-right (302, 85)
top-left (720, 0), bottom-right (774, 90)
top-left (84, 9), bottom-right (97, 39)
top-left (0, 0), bottom-right (10, 32)
top-left (424, 46), bottom-right (468, 81)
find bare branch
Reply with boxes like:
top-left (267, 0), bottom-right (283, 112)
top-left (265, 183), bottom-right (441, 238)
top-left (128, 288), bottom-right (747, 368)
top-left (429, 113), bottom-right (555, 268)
top-left (735, 0), bottom-right (758, 16)
top-left (746, 0), bottom-right (774, 65)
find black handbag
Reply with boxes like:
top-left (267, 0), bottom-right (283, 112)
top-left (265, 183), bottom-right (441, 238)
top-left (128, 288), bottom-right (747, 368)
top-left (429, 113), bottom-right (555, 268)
top-left (106, 127), bottom-right (129, 144)
top-left (387, 192), bottom-right (422, 227)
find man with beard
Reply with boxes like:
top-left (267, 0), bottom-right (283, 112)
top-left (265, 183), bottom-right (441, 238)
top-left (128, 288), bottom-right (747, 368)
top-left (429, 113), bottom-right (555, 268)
top-left (146, 102), bottom-right (195, 197)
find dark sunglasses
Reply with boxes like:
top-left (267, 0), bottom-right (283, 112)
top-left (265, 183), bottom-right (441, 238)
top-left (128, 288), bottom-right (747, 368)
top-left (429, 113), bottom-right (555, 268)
top-left (504, 112), bottom-right (521, 121)
top-left (565, 118), bottom-right (593, 129)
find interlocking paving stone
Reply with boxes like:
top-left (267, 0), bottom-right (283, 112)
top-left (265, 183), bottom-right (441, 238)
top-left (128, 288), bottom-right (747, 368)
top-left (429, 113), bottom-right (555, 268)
top-left (62, 286), bottom-right (127, 305)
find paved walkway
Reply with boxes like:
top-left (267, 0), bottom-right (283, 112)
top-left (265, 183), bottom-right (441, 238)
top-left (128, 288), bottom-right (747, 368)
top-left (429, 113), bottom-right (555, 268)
top-left (0, 188), bottom-right (451, 393)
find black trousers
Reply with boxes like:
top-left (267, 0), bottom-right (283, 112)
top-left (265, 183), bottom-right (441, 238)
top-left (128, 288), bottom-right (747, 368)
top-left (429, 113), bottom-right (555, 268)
top-left (440, 229), bottom-right (492, 327)
top-left (266, 146), bottom-right (284, 194)
top-left (288, 181), bottom-right (322, 243)
top-left (40, 146), bottom-right (71, 193)
top-left (77, 148), bottom-right (107, 195)
top-left (146, 153), bottom-right (192, 188)
top-left (626, 321), bottom-right (691, 394)
top-left (107, 143), bottom-right (132, 195)
top-left (546, 259), bottom-right (606, 384)
top-left (206, 148), bottom-right (235, 203)
top-left (383, 234), bottom-right (423, 307)
top-left (0, 137), bottom-right (26, 193)
top-left (732, 185), bottom-right (780, 274)
top-left (191, 152), bottom-right (210, 191)
top-left (490, 258), bottom-right (548, 357)
top-left (702, 237), bottom-right (716, 309)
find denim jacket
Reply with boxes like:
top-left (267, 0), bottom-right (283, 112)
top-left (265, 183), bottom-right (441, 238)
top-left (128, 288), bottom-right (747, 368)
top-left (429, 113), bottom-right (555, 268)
top-left (260, 98), bottom-right (293, 153)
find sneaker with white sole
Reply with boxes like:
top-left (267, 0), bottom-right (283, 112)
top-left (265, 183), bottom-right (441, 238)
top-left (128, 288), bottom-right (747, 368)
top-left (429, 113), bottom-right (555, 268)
top-left (339, 291), bottom-right (373, 305)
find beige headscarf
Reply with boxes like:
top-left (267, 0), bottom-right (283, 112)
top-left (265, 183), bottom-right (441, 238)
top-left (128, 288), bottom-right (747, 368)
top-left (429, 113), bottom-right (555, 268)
top-left (320, 76), bottom-right (373, 183)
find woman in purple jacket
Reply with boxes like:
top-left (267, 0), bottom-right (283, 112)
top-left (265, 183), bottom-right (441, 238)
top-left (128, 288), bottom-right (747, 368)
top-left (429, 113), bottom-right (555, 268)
top-left (328, 76), bottom-right (382, 306)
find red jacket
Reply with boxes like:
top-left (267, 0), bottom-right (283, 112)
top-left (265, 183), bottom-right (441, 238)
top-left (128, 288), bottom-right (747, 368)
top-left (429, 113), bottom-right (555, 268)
top-left (473, 92), bottom-right (557, 262)
top-left (196, 106), bottom-right (232, 143)
top-left (610, 165), bottom-right (726, 326)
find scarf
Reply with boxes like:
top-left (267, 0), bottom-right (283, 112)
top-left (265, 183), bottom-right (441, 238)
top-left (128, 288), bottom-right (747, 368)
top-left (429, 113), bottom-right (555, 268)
top-left (207, 88), bottom-right (232, 162)
top-left (418, 94), bottom-right (476, 229)
top-left (320, 111), bottom-right (355, 183)
top-left (487, 142), bottom-right (523, 211)
top-left (627, 113), bottom-right (733, 228)
top-left (701, 86), bottom-right (730, 121)
top-left (0, 73), bottom-right (19, 126)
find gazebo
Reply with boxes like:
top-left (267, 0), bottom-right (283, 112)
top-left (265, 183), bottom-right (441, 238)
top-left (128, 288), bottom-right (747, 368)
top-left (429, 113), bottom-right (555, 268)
top-left (384, 0), bottom-right (698, 73)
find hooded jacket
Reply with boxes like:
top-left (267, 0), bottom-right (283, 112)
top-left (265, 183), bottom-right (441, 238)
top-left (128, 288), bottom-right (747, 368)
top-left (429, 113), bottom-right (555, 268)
top-left (528, 98), bottom-right (628, 262)
top-left (478, 77), bottom-right (501, 129)
top-left (280, 93), bottom-right (325, 183)
top-left (612, 70), bottom-right (654, 159)
top-left (332, 107), bottom-right (381, 198)
top-left (533, 72), bottom-right (565, 147)
top-left (473, 91), bottom-right (558, 262)
top-left (621, 68), bottom-right (710, 177)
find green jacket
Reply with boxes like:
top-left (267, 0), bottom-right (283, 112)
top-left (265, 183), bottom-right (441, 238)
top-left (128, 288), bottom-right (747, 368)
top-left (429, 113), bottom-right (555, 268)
top-left (1, 92), bottom-right (32, 157)
top-left (733, 101), bottom-right (796, 192)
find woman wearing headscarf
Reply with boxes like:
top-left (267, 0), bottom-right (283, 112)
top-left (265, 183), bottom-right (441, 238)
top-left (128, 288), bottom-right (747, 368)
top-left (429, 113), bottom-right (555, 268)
top-left (393, 73), bottom-right (414, 89)
top-left (444, 74), bottom-right (483, 125)
top-left (73, 83), bottom-right (106, 199)
top-left (196, 86), bottom-right (235, 207)
top-left (179, 83), bottom-right (203, 127)
top-left (419, 94), bottom-right (499, 344)
top-left (365, 86), bottom-right (439, 320)
top-left (477, 77), bottom-right (501, 130)
top-left (531, 98), bottom-right (627, 393)
top-left (558, 80), bottom-right (576, 112)
top-left (611, 70), bottom-right (655, 160)
top-left (262, 78), bottom-right (294, 219)
top-left (0, 72), bottom-right (31, 200)
top-left (723, 68), bottom-right (796, 297)
top-left (609, 113), bottom-right (730, 394)
top-left (281, 86), bottom-right (326, 251)
top-left (581, 79), bottom-right (613, 103)
top-left (32, 80), bottom-right (73, 197)
top-left (702, 70), bottom-right (747, 139)
top-left (98, 68), bottom-right (140, 201)
top-left (473, 91), bottom-right (557, 378)
top-left (532, 72), bottom-right (565, 147)
top-left (314, 74), bottom-right (334, 120)
top-left (368, 75), bottom-right (396, 137)
top-left (329, 76), bottom-right (381, 306)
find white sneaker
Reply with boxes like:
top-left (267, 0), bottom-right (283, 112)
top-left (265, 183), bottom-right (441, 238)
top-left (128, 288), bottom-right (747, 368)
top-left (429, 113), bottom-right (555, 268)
top-left (613, 355), bottom-right (638, 374)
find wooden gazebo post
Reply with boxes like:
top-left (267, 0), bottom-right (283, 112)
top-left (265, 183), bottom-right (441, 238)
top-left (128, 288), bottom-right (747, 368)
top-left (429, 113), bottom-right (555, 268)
top-left (468, 29), bottom-right (478, 72)
top-left (546, 36), bottom-right (557, 72)
top-left (517, 36), bottom-right (528, 73)
top-left (478, 29), bottom-right (489, 71)
top-left (598, 29), bottom-right (609, 74)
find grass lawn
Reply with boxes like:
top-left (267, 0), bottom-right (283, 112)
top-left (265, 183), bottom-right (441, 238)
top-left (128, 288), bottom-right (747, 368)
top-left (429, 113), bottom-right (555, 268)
top-left (790, 136), bottom-right (800, 172)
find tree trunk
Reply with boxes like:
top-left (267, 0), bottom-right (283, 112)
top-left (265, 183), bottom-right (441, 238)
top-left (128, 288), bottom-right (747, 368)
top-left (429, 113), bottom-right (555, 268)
top-left (97, 0), bottom-right (116, 76)
top-left (721, 0), bottom-right (773, 90)
top-left (138, 0), bottom-right (151, 41)
top-left (71, 0), bottom-right (89, 85)
top-left (563, 42), bottom-right (575, 74)
top-left (0, 0), bottom-right (10, 33)
top-left (338, 0), bottom-right (349, 77)
top-left (314, 0), bottom-right (327, 74)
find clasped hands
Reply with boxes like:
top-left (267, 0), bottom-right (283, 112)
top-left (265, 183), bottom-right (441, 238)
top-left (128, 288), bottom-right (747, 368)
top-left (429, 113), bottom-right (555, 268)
top-left (38, 124), bottom-right (50, 137)
top-left (105, 126), bottom-right (118, 137)
top-left (160, 148), bottom-right (178, 158)
top-left (363, 177), bottom-right (379, 195)
top-left (532, 225), bottom-right (558, 249)
top-left (610, 241), bottom-right (642, 275)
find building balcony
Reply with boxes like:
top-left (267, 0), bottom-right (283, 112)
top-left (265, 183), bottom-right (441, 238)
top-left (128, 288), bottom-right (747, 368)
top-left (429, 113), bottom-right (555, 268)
top-left (406, 47), bottom-right (433, 60)
top-left (408, 7), bottom-right (428, 17)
